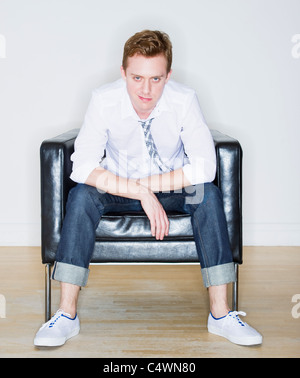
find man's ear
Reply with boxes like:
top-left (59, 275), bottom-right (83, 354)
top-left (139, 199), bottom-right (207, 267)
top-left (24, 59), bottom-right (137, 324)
top-left (165, 69), bottom-right (172, 83)
top-left (120, 66), bottom-right (126, 80)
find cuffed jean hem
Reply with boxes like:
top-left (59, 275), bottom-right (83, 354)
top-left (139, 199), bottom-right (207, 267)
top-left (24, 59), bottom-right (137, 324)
top-left (52, 261), bottom-right (90, 287)
top-left (201, 262), bottom-right (236, 288)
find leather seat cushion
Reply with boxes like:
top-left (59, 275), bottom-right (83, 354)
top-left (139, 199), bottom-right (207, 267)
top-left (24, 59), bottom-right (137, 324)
top-left (95, 211), bottom-right (194, 241)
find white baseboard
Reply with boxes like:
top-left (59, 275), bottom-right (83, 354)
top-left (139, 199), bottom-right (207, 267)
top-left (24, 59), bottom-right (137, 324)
top-left (0, 223), bottom-right (299, 247)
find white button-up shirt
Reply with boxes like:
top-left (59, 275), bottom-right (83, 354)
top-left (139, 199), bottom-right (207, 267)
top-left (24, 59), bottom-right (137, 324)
top-left (70, 79), bottom-right (216, 186)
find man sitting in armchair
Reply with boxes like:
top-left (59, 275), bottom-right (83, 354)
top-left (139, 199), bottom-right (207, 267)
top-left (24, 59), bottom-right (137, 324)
top-left (34, 30), bottom-right (262, 347)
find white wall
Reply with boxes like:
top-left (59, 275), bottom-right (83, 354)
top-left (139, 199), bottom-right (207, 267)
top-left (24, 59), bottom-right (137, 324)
top-left (0, 0), bottom-right (299, 246)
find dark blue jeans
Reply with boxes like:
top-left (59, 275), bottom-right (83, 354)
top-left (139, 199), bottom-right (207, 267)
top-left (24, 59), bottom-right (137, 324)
top-left (52, 183), bottom-right (236, 288)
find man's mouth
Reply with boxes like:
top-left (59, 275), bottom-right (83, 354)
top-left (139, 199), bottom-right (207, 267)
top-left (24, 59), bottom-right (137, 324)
top-left (138, 95), bottom-right (152, 103)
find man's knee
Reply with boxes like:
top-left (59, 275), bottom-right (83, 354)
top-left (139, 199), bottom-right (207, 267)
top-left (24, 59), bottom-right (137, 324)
top-left (66, 184), bottom-right (101, 215)
top-left (184, 184), bottom-right (204, 206)
top-left (184, 182), bottom-right (221, 206)
top-left (184, 183), bottom-right (223, 214)
top-left (204, 182), bottom-right (222, 202)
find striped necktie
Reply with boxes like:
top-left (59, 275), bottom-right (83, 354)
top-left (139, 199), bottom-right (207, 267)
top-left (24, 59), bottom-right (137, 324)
top-left (139, 118), bottom-right (171, 173)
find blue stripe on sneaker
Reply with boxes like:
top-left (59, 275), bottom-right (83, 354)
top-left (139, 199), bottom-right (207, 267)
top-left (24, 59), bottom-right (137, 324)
top-left (61, 313), bottom-right (77, 320)
top-left (210, 311), bottom-right (229, 320)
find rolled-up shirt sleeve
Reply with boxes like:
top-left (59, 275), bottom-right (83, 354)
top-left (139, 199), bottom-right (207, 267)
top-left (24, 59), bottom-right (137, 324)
top-left (180, 94), bottom-right (216, 185)
top-left (70, 91), bottom-right (108, 184)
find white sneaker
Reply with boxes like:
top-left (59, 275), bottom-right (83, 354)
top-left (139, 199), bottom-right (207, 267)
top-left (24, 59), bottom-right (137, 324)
top-left (207, 311), bottom-right (262, 346)
top-left (34, 309), bottom-right (80, 347)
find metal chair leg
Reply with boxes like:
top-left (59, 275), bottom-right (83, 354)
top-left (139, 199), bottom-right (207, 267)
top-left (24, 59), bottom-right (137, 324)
top-left (232, 263), bottom-right (239, 311)
top-left (45, 264), bottom-right (52, 322)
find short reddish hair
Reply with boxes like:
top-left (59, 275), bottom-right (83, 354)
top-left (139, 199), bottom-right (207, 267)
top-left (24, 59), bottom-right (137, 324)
top-left (122, 30), bottom-right (172, 73)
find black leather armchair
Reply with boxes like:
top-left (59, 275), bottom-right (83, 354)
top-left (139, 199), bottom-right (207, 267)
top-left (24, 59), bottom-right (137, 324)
top-left (40, 129), bottom-right (243, 321)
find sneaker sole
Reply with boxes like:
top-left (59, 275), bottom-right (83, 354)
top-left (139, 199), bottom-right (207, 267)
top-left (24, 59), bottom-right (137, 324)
top-left (208, 325), bottom-right (262, 346)
top-left (34, 327), bottom-right (80, 347)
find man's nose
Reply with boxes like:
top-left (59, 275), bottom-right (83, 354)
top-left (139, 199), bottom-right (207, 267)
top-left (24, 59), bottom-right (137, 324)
top-left (142, 80), bottom-right (151, 95)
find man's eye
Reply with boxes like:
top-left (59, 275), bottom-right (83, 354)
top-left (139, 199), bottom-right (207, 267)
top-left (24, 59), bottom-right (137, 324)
top-left (153, 77), bottom-right (160, 82)
top-left (134, 76), bottom-right (141, 81)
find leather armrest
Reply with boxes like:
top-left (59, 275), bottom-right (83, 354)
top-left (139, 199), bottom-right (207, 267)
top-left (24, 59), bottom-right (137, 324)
top-left (211, 130), bottom-right (243, 263)
top-left (40, 129), bottom-right (79, 263)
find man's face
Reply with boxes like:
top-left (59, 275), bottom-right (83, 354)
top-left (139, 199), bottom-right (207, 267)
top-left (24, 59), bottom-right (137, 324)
top-left (121, 53), bottom-right (172, 119)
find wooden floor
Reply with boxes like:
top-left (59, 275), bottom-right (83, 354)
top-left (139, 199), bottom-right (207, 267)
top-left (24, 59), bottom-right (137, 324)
top-left (0, 246), bottom-right (299, 358)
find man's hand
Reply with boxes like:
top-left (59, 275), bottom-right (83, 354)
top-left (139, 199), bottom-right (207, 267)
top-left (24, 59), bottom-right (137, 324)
top-left (86, 167), bottom-right (170, 240)
top-left (137, 168), bottom-right (192, 240)
top-left (139, 190), bottom-right (169, 240)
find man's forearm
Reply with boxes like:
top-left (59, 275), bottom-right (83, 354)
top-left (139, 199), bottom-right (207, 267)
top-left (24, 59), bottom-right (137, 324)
top-left (139, 168), bottom-right (191, 192)
top-left (85, 166), bottom-right (191, 197)
top-left (85, 167), bottom-right (148, 200)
